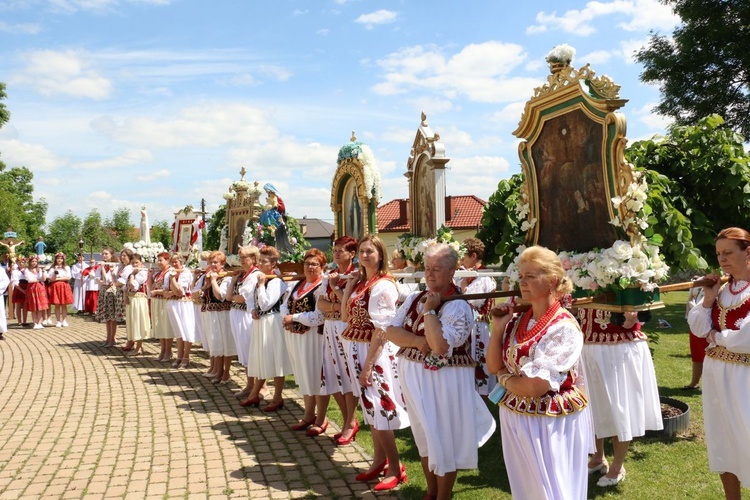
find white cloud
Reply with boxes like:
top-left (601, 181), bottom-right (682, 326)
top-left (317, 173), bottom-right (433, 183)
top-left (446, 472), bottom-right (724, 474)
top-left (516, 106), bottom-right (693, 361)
top-left (618, 37), bottom-right (649, 64)
top-left (634, 102), bottom-right (674, 132)
top-left (355, 9), bottom-right (398, 29)
top-left (527, 0), bottom-right (679, 36)
top-left (372, 42), bottom-right (539, 104)
top-left (136, 168), bottom-right (170, 182)
top-left (491, 102), bottom-right (527, 126)
top-left (0, 21), bottom-right (40, 34)
top-left (259, 64), bottom-right (293, 82)
top-left (11, 49), bottom-right (112, 100)
top-left (0, 139), bottom-right (65, 171)
top-left (73, 149), bottom-right (153, 170)
top-left (445, 155), bottom-right (512, 200)
top-left (292, 8), bottom-right (308, 15)
top-left (91, 103), bottom-right (278, 149)
top-left (317, 28), bottom-right (330, 36)
top-left (580, 49), bottom-right (612, 65)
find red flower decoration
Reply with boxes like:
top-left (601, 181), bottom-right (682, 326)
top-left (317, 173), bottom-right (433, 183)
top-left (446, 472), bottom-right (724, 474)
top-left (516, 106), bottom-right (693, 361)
top-left (380, 394), bottom-right (396, 412)
top-left (381, 382), bottom-right (390, 391)
top-left (373, 364), bottom-right (384, 374)
top-left (361, 388), bottom-right (374, 409)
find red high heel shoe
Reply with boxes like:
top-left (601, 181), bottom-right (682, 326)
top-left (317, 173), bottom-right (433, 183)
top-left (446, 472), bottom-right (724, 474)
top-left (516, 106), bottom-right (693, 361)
top-left (291, 417), bottom-right (315, 431)
top-left (373, 464), bottom-right (407, 491)
top-left (355, 459), bottom-right (388, 482)
top-left (306, 419), bottom-right (329, 437)
top-left (239, 396), bottom-right (260, 408)
top-left (262, 400), bottom-right (284, 412)
top-left (336, 421), bottom-right (359, 446)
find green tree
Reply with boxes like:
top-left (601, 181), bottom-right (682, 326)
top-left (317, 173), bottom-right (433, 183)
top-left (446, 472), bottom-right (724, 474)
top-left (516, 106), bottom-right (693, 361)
top-left (0, 82), bottom-right (9, 131)
top-left (47, 211), bottom-right (82, 257)
top-left (626, 114), bottom-right (750, 267)
top-left (205, 205), bottom-right (226, 251)
top-left (0, 166), bottom-right (48, 245)
top-left (635, 0), bottom-right (750, 137)
top-left (151, 220), bottom-right (173, 249)
top-left (81, 209), bottom-right (118, 256)
top-left (105, 208), bottom-right (133, 247)
top-left (476, 173), bottom-right (526, 266)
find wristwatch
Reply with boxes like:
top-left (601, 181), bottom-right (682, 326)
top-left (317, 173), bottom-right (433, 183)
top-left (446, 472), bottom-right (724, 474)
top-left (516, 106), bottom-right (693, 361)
top-left (424, 310), bottom-right (437, 316)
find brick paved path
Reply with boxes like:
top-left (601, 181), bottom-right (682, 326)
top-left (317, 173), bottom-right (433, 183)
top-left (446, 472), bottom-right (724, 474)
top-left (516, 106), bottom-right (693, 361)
top-left (0, 315), bottom-right (400, 499)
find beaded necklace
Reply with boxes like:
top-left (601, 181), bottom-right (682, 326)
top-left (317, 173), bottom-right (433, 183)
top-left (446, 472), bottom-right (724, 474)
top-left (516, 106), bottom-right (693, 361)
top-left (515, 300), bottom-right (562, 344)
top-left (729, 278), bottom-right (750, 295)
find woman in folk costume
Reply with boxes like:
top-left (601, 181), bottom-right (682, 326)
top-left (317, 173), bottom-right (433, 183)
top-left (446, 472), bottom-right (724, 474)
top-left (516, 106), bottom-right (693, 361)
top-left (201, 251), bottom-right (236, 384)
top-left (0, 265), bottom-right (9, 339)
top-left (191, 268), bottom-right (211, 377)
top-left (487, 245), bottom-right (593, 500)
top-left (688, 227), bottom-right (750, 499)
top-left (341, 235), bottom-right (409, 491)
top-left (71, 253), bottom-right (88, 314)
top-left (124, 253), bottom-right (151, 356)
top-left (149, 252), bottom-right (176, 362)
top-left (11, 256), bottom-right (28, 326)
top-left (242, 246), bottom-right (292, 410)
top-left (315, 236), bottom-right (360, 445)
top-left (83, 259), bottom-right (100, 315)
top-left (456, 237), bottom-right (497, 396)
top-left (228, 245), bottom-right (263, 399)
top-left (166, 253), bottom-right (195, 368)
top-left (47, 252), bottom-right (74, 327)
top-left (114, 248), bottom-right (135, 351)
top-left (579, 308), bottom-right (662, 487)
top-left (387, 243), bottom-right (496, 500)
top-left (281, 248), bottom-right (326, 429)
top-left (24, 255), bottom-right (49, 330)
top-left (95, 248), bottom-right (124, 347)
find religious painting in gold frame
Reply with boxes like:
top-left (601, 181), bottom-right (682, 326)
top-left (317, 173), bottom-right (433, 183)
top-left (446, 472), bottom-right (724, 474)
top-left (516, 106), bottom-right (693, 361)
top-left (513, 63), bottom-right (634, 253)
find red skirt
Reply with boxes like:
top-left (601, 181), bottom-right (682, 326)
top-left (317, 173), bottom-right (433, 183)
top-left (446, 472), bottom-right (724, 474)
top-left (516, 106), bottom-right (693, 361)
top-left (689, 331), bottom-right (710, 363)
top-left (85, 291), bottom-right (99, 314)
top-left (26, 282), bottom-right (49, 312)
top-left (48, 281), bottom-right (74, 305)
top-left (12, 283), bottom-right (27, 303)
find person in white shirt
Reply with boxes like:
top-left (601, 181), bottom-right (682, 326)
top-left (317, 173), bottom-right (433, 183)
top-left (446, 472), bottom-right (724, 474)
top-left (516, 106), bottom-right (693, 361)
top-left (71, 254), bottom-right (88, 314)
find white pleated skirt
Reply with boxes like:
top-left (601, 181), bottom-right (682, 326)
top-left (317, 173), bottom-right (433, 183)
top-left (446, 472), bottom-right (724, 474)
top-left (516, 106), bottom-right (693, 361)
top-left (247, 313), bottom-right (293, 379)
top-left (343, 338), bottom-right (410, 431)
top-left (471, 320), bottom-right (496, 396)
top-left (151, 298), bottom-right (176, 339)
top-left (125, 295), bottom-right (151, 342)
top-left (193, 303), bottom-right (206, 349)
top-left (229, 308), bottom-right (253, 367)
top-left (320, 319), bottom-right (354, 396)
top-left (284, 328), bottom-right (324, 396)
top-left (167, 300), bottom-right (196, 342)
top-left (202, 310), bottom-right (236, 356)
top-left (582, 339), bottom-right (663, 440)
top-left (500, 405), bottom-right (593, 500)
top-left (399, 360), bottom-right (496, 476)
top-left (72, 283), bottom-right (85, 311)
top-left (702, 357), bottom-right (750, 484)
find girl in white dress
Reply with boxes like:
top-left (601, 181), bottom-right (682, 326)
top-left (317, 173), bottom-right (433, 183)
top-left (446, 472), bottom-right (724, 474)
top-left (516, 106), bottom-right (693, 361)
top-left (47, 252), bottom-right (73, 327)
top-left (201, 251), bottom-right (236, 384)
top-left (71, 254), bottom-right (87, 313)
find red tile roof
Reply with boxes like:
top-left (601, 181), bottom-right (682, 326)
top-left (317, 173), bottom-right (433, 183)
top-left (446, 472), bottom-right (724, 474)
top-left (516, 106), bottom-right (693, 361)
top-left (377, 195), bottom-right (486, 233)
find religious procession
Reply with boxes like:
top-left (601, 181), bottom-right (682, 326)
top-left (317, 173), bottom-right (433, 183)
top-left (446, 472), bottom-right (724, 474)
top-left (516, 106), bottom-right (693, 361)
top-left (2, 38), bottom-right (750, 500)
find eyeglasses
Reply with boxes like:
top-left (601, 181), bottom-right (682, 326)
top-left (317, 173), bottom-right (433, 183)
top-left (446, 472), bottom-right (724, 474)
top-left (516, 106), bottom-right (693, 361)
top-left (303, 262), bottom-right (321, 268)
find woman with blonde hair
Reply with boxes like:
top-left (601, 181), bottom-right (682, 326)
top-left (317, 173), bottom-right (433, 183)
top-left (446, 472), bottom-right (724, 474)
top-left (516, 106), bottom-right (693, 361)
top-left (487, 245), bottom-right (593, 499)
top-left (341, 235), bottom-right (409, 491)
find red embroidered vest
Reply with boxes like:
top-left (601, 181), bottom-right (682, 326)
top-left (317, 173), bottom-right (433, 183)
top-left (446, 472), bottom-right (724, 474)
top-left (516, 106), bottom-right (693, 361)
top-left (286, 280), bottom-right (322, 334)
top-left (396, 290), bottom-right (476, 368)
top-left (578, 309), bottom-right (647, 344)
top-left (341, 275), bottom-right (393, 342)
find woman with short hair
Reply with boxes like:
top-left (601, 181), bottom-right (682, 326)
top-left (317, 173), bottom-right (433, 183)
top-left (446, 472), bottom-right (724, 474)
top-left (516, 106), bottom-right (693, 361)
top-left (149, 252), bottom-right (176, 362)
top-left (124, 253), bottom-right (151, 356)
top-left (166, 253), bottom-right (195, 368)
top-left (201, 251), bottom-right (236, 384)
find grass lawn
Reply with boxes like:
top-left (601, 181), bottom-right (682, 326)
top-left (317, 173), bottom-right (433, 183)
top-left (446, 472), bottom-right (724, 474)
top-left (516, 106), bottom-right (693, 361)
top-left (324, 291), bottom-right (725, 498)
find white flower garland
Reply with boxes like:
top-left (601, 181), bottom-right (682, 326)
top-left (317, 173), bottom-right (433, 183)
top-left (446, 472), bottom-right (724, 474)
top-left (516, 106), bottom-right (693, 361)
top-left (123, 241), bottom-right (166, 264)
top-left (510, 170), bottom-right (668, 293)
top-left (359, 144), bottom-right (382, 200)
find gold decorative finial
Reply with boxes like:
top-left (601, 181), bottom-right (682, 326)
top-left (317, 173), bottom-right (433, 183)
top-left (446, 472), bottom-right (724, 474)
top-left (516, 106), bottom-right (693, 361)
top-left (239, 166), bottom-right (247, 181)
top-left (421, 111), bottom-right (427, 126)
top-left (350, 131), bottom-right (357, 142)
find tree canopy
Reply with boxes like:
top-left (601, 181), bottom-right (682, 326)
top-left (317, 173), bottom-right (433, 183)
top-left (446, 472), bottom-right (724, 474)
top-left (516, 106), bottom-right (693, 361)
top-left (635, 0), bottom-right (750, 137)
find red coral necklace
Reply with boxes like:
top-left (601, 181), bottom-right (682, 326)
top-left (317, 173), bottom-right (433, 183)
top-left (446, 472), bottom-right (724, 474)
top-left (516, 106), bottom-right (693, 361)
top-left (515, 300), bottom-right (562, 343)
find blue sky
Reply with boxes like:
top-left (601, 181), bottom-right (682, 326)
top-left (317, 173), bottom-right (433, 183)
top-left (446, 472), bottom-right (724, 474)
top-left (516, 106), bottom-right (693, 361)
top-left (0, 0), bottom-right (680, 228)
